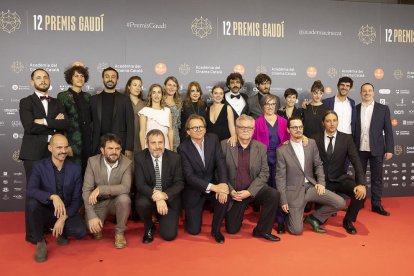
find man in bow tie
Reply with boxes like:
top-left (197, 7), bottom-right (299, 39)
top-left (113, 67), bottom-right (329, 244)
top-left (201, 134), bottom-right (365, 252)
top-left (224, 72), bottom-right (249, 121)
top-left (19, 68), bottom-right (68, 244)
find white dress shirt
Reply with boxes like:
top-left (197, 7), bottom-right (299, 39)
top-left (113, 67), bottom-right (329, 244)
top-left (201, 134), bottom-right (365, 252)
top-left (225, 92), bottom-right (246, 116)
top-left (324, 131), bottom-right (337, 152)
top-left (360, 101), bottom-right (374, 151)
top-left (103, 157), bottom-right (119, 182)
top-left (334, 96), bottom-right (352, 134)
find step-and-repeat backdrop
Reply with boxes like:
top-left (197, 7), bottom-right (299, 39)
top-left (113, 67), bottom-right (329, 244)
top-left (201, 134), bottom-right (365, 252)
top-left (1, 0), bottom-right (413, 211)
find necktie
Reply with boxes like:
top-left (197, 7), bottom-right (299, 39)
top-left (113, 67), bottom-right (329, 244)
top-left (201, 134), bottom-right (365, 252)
top-left (231, 94), bottom-right (241, 99)
top-left (40, 95), bottom-right (51, 102)
top-left (154, 159), bottom-right (162, 191)
top-left (327, 136), bottom-right (334, 158)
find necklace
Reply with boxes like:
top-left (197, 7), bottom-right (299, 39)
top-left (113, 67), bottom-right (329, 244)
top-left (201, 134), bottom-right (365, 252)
top-left (311, 105), bottom-right (319, 115)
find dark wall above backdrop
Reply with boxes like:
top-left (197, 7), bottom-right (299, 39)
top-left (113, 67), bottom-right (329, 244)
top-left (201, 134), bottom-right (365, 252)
top-left (0, 0), bottom-right (413, 211)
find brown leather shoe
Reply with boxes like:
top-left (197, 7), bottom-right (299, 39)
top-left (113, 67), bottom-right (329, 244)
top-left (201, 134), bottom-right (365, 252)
top-left (114, 233), bottom-right (127, 249)
top-left (93, 231), bottom-right (103, 240)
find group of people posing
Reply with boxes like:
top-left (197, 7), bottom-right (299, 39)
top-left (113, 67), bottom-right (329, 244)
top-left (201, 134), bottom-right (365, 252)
top-left (19, 64), bottom-right (394, 263)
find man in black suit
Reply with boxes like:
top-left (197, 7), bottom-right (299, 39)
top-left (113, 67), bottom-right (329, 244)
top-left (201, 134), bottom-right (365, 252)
top-left (355, 83), bottom-right (394, 216)
top-left (135, 129), bottom-right (184, 243)
top-left (19, 68), bottom-right (68, 244)
top-left (315, 110), bottom-right (366, 234)
top-left (177, 114), bottom-right (229, 243)
top-left (27, 134), bottom-right (86, 262)
top-left (91, 67), bottom-right (134, 159)
top-left (224, 72), bottom-right (249, 121)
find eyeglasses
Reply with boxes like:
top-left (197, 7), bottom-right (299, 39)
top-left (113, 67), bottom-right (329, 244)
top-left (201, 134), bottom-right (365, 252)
top-left (188, 126), bottom-right (205, 132)
top-left (264, 103), bottom-right (276, 107)
top-left (236, 126), bottom-right (254, 131)
top-left (289, 126), bottom-right (303, 131)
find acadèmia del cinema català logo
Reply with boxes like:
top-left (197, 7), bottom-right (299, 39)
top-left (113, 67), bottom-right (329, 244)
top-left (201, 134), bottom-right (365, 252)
top-left (1, 10), bottom-right (21, 33)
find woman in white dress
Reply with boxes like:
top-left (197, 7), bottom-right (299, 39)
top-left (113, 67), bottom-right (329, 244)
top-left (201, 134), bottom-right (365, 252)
top-left (138, 84), bottom-right (173, 149)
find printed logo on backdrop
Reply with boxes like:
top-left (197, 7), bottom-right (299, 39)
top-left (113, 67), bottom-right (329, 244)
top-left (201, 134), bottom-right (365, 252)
top-left (154, 63), bottom-right (167, 75)
top-left (358, 25), bottom-right (376, 45)
top-left (179, 64), bottom-right (191, 76)
top-left (256, 65), bottom-right (267, 74)
top-left (191, 17), bottom-right (212, 39)
top-left (97, 63), bottom-right (109, 73)
top-left (394, 69), bottom-right (403, 80)
top-left (394, 145), bottom-right (403, 155)
top-left (0, 10), bottom-right (21, 34)
top-left (327, 67), bottom-right (338, 79)
top-left (306, 66), bottom-right (318, 79)
top-left (12, 150), bottom-right (21, 162)
top-left (11, 61), bottom-right (24, 73)
top-left (374, 68), bottom-right (384, 80)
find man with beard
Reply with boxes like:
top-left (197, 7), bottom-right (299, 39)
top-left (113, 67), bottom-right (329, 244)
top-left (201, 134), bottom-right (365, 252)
top-left (27, 134), bottom-right (86, 262)
top-left (90, 67), bottom-right (134, 159)
top-left (248, 73), bottom-right (280, 119)
top-left (224, 72), bottom-right (249, 121)
top-left (135, 129), bottom-right (184, 243)
top-left (322, 77), bottom-right (356, 136)
top-left (83, 133), bottom-right (132, 249)
top-left (19, 68), bottom-right (68, 244)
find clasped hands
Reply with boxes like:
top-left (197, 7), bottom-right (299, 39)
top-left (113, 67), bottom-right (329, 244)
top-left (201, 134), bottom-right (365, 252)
top-left (211, 183), bottom-right (229, 204)
top-left (152, 190), bottom-right (168, 216)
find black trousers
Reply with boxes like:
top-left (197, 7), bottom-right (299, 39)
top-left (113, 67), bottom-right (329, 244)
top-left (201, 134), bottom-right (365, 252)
top-left (359, 151), bottom-right (384, 207)
top-left (226, 186), bottom-right (279, 234)
top-left (136, 195), bottom-right (181, 241)
top-left (23, 160), bottom-right (35, 240)
top-left (326, 177), bottom-right (365, 222)
top-left (27, 198), bottom-right (86, 242)
top-left (183, 188), bottom-right (228, 235)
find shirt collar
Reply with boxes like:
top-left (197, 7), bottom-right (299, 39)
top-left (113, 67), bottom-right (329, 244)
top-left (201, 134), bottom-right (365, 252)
top-left (35, 91), bottom-right (48, 98)
top-left (361, 100), bottom-right (374, 107)
top-left (290, 139), bottom-right (303, 146)
top-left (335, 95), bottom-right (349, 103)
top-left (324, 131), bottom-right (337, 138)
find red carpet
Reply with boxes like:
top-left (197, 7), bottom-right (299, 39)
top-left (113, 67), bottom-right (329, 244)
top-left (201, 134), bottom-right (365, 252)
top-left (1, 197), bottom-right (413, 276)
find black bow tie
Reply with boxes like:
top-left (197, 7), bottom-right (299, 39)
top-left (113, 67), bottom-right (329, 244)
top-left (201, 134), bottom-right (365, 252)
top-left (40, 96), bottom-right (51, 102)
top-left (231, 94), bottom-right (241, 99)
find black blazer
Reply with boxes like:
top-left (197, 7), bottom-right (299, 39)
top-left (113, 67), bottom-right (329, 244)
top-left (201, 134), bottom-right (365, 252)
top-left (315, 131), bottom-right (365, 185)
top-left (90, 91), bottom-right (134, 154)
top-left (177, 133), bottom-right (228, 193)
top-left (27, 158), bottom-right (82, 217)
top-left (19, 93), bottom-right (68, 160)
top-left (134, 149), bottom-right (184, 202)
top-left (354, 102), bottom-right (394, 156)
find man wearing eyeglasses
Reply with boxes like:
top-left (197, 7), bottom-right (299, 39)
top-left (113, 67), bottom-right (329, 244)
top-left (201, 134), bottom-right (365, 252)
top-left (276, 116), bottom-right (346, 235)
top-left (177, 114), bottom-right (229, 243)
top-left (221, 114), bottom-right (280, 241)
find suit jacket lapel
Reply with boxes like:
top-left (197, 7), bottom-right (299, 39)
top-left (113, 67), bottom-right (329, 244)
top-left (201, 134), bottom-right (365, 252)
top-left (113, 92), bottom-right (119, 119)
top-left (161, 151), bottom-right (168, 188)
top-left (229, 143), bottom-right (238, 169)
top-left (99, 156), bottom-right (109, 185)
top-left (145, 151), bottom-right (156, 188)
top-left (249, 142), bottom-right (258, 174)
top-left (97, 93), bottom-right (103, 125)
top-left (287, 142), bottom-right (304, 173)
top-left (31, 93), bottom-right (47, 117)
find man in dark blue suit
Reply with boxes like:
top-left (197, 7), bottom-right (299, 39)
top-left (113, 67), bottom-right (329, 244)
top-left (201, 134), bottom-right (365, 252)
top-left (27, 134), bottom-right (86, 262)
top-left (355, 83), bottom-right (394, 216)
top-left (177, 114), bottom-right (229, 243)
top-left (322, 77), bottom-right (356, 136)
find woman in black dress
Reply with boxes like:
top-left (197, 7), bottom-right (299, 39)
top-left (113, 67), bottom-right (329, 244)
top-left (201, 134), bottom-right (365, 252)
top-left (206, 85), bottom-right (236, 144)
top-left (277, 88), bottom-right (303, 120)
top-left (303, 80), bottom-right (330, 139)
top-left (180, 81), bottom-right (207, 141)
